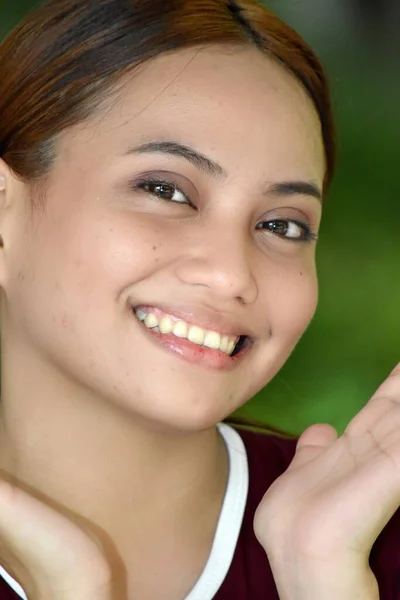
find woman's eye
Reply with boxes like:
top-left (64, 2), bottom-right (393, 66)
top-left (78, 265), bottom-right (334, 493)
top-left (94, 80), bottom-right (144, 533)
top-left (257, 219), bottom-right (317, 242)
top-left (136, 179), bottom-right (190, 205)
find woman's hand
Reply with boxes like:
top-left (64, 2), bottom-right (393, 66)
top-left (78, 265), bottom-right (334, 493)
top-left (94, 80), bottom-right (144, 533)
top-left (0, 477), bottom-right (113, 600)
top-left (254, 363), bottom-right (400, 600)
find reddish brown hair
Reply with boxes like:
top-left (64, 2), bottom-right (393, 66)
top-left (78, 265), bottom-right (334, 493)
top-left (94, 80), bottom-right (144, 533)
top-left (0, 0), bottom-right (335, 189)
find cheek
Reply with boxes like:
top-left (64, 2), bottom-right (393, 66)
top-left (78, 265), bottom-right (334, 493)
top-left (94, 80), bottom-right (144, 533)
top-left (4, 211), bottom-right (171, 366)
top-left (54, 211), bottom-right (165, 284)
top-left (268, 263), bottom-right (318, 340)
top-left (79, 216), bottom-right (170, 293)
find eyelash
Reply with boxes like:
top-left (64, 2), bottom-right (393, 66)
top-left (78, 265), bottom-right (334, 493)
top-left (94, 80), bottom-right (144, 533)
top-left (134, 176), bottom-right (196, 208)
top-left (134, 177), bottom-right (318, 243)
top-left (255, 220), bottom-right (318, 243)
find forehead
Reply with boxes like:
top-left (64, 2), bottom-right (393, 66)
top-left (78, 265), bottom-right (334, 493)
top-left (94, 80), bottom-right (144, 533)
top-left (62, 45), bottom-right (325, 184)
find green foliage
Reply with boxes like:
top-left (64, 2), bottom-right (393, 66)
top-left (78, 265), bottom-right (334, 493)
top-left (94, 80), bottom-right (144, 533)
top-left (0, 0), bottom-right (39, 38)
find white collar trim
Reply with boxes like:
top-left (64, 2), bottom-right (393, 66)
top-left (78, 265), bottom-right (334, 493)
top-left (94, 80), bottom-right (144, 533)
top-left (185, 423), bottom-right (249, 599)
top-left (0, 423), bottom-right (249, 600)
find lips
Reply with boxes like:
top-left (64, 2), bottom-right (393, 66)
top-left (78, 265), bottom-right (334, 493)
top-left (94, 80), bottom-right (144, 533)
top-left (131, 303), bottom-right (253, 368)
top-left (135, 305), bottom-right (249, 351)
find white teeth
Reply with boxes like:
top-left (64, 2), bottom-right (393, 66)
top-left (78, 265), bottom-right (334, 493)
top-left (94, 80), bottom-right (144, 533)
top-left (203, 331), bottom-right (221, 350)
top-left (134, 308), bottom-right (241, 356)
top-left (219, 335), bottom-right (230, 353)
top-left (188, 326), bottom-right (205, 345)
top-left (227, 340), bottom-right (236, 355)
top-left (144, 313), bottom-right (158, 328)
top-left (159, 316), bottom-right (174, 334)
top-left (173, 320), bottom-right (188, 338)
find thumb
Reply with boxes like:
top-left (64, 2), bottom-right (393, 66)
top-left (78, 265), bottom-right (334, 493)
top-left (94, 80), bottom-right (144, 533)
top-left (289, 423), bottom-right (339, 470)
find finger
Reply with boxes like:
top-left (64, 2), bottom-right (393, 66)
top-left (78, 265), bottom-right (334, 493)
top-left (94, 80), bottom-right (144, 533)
top-left (0, 479), bottom-right (110, 594)
top-left (288, 423), bottom-right (339, 470)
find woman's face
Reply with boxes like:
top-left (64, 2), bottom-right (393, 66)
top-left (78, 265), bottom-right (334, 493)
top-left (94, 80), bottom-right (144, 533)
top-left (2, 44), bottom-right (325, 430)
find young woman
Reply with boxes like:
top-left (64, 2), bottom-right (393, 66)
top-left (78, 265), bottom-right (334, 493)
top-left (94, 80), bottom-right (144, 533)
top-left (0, 0), bottom-right (398, 599)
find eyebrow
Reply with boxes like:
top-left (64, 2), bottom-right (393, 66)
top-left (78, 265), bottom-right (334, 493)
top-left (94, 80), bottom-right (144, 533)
top-left (267, 180), bottom-right (322, 203)
top-left (127, 140), bottom-right (322, 203)
top-left (127, 140), bottom-right (226, 178)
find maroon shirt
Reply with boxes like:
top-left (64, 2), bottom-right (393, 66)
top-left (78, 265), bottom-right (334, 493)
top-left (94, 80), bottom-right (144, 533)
top-left (216, 428), bottom-right (400, 599)
top-left (1, 428), bottom-right (399, 599)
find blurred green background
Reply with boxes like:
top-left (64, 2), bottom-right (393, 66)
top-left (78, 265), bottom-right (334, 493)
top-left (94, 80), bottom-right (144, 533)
top-left (1, 0), bottom-right (399, 435)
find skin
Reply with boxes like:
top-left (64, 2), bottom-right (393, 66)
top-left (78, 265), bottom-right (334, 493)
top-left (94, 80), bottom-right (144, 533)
top-left (0, 44), bottom-right (325, 599)
top-left (254, 363), bottom-right (400, 600)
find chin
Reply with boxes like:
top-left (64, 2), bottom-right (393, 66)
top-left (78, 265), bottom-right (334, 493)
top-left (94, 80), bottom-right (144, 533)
top-left (120, 392), bottom-right (236, 434)
top-left (150, 404), bottom-right (232, 433)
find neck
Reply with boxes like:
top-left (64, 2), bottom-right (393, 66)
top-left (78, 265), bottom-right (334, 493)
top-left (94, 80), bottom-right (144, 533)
top-left (0, 342), bottom-right (229, 593)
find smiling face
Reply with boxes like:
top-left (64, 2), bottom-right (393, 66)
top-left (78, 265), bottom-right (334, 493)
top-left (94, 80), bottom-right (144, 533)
top-left (1, 44), bottom-right (324, 431)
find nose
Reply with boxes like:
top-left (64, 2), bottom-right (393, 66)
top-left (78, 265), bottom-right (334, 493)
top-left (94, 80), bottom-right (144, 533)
top-left (174, 226), bottom-right (258, 304)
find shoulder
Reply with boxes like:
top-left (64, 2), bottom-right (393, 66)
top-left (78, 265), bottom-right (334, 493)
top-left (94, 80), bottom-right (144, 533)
top-left (214, 428), bottom-right (298, 600)
top-left (232, 426), bottom-right (298, 540)
top-left (235, 427), bottom-right (298, 506)
top-left (237, 426), bottom-right (298, 464)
